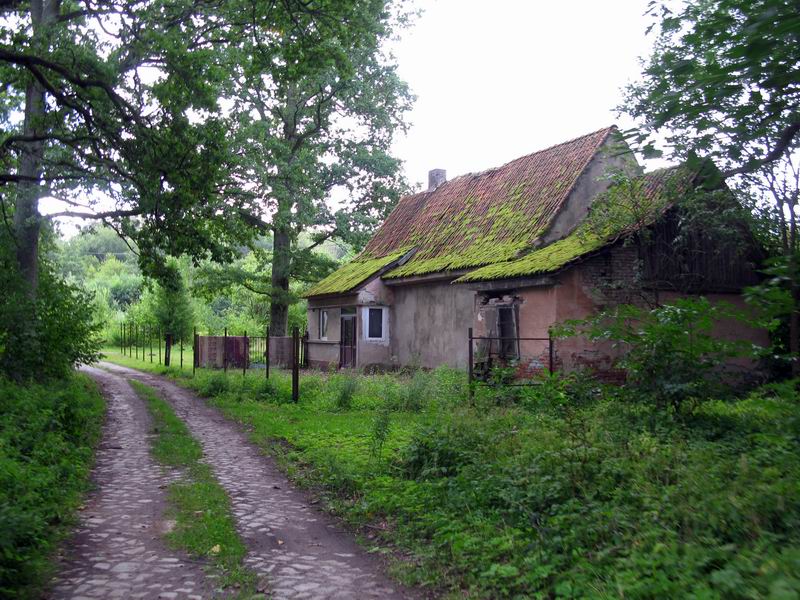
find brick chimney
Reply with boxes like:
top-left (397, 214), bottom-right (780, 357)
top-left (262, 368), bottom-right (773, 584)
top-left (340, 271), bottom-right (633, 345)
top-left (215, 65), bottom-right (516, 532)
top-left (427, 169), bottom-right (446, 191)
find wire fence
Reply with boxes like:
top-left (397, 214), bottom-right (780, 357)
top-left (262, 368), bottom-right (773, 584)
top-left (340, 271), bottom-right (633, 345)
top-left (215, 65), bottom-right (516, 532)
top-left (118, 323), bottom-right (309, 401)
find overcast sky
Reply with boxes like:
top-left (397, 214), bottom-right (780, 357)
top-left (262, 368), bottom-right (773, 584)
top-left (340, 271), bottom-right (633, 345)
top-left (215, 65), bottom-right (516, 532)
top-left (391, 0), bottom-right (659, 189)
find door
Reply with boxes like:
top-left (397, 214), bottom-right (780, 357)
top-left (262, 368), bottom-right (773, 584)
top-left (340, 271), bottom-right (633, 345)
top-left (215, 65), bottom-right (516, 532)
top-left (339, 315), bottom-right (356, 368)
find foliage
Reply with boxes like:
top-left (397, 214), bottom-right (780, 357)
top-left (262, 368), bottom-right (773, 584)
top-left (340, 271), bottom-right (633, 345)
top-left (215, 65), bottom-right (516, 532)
top-left (333, 374), bottom-right (359, 411)
top-left (553, 297), bottom-right (761, 411)
top-left (0, 235), bottom-right (101, 381)
top-left (0, 375), bottom-right (104, 599)
top-left (623, 0), bottom-right (800, 370)
top-left (151, 260), bottom-right (194, 341)
top-left (223, 0), bottom-right (414, 332)
top-left (623, 0), bottom-right (800, 174)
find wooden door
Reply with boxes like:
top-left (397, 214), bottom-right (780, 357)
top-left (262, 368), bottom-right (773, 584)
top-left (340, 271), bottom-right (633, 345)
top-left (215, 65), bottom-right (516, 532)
top-left (339, 315), bottom-right (356, 368)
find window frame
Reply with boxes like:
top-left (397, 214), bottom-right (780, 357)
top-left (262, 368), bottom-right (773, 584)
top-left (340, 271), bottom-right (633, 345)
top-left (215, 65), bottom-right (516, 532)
top-left (362, 306), bottom-right (388, 342)
top-left (319, 309), bottom-right (328, 340)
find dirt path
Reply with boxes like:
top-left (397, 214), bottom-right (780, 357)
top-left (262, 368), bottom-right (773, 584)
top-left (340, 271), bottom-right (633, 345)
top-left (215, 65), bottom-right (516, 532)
top-left (96, 362), bottom-right (419, 600)
top-left (48, 366), bottom-right (223, 600)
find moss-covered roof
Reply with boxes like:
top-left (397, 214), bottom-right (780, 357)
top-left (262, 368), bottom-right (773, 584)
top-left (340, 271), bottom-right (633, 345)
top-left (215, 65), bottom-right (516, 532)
top-left (301, 248), bottom-right (411, 297)
top-left (454, 166), bottom-right (696, 283)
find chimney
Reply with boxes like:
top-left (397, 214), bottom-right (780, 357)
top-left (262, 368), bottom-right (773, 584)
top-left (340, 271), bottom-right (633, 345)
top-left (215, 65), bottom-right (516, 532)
top-left (427, 169), bottom-right (446, 191)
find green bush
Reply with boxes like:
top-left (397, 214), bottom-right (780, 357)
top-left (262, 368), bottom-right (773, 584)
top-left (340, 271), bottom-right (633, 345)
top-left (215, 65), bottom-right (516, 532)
top-left (0, 375), bottom-right (104, 599)
top-left (0, 239), bottom-right (101, 381)
top-left (196, 371), bottom-right (229, 397)
top-left (333, 375), bottom-right (358, 411)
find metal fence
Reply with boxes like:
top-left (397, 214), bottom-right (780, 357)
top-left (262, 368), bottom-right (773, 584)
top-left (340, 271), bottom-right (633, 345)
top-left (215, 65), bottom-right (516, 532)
top-left (467, 327), bottom-right (555, 391)
top-left (118, 323), bottom-right (309, 402)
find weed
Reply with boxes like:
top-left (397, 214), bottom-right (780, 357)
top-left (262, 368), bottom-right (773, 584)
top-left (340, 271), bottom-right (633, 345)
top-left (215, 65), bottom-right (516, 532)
top-left (334, 375), bottom-right (358, 411)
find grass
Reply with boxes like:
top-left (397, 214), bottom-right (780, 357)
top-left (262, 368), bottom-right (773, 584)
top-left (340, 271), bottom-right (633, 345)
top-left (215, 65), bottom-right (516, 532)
top-left (0, 374), bottom-right (105, 600)
top-left (103, 349), bottom-right (800, 599)
top-left (129, 380), bottom-right (258, 595)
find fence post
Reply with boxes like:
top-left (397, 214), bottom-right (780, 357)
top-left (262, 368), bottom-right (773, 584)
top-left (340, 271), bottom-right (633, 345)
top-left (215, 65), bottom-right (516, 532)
top-left (180, 336), bottom-right (183, 370)
top-left (243, 330), bottom-right (247, 378)
top-left (468, 327), bottom-right (474, 401)
top-left (548, 336), bottom-right (554, 375)
top-left (292, 327), bottom-right (299, 402)
top-left (193, 327), bottom-right (197, 376)
top-left (265, 326), bottom-right (270, 380)
top-left (223, 327), bottom-right (228, 374)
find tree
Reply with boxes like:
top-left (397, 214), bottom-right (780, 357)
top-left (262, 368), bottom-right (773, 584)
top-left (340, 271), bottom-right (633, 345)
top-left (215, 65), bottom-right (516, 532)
top-left (222, 2), bottom-right (413, 335)
top-left (0, 0), bottom-right (410, 373)
top-left (151, 260), bottom-right (193, 366)
top-left (622, 0), bottom-right (800, 373)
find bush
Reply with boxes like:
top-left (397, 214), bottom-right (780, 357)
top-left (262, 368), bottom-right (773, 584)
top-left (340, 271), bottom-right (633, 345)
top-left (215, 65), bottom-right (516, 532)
top-left (554, 297), bottom-right (759, 411)
top-left (196, 371), bottom-right (229, 397)
top-left (333, 375), bottom-right (358, 411)
top-left (0, 375), bottom-right (104, 598)
top-left (0, 239), bottom-right (101, 381)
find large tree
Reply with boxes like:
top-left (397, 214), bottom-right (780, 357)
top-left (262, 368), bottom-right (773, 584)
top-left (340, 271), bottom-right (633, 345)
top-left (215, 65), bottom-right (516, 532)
top-left (0, 0), bottom-right (410, 362)
top-left (622, 0), bottom-right (800, 371)
top-left (222, 2), bottom-right (413, 335)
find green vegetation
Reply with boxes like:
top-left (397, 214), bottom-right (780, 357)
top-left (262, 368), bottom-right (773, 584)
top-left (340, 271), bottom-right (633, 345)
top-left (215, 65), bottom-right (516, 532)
top-left (103, 350), bottom-right (800, 599)
top-left (129, 380), bottom-right (257, 594)
top-left (0, 375), bottom-right (104, 599)
top-left (303, 247), bottom-right (412, 297)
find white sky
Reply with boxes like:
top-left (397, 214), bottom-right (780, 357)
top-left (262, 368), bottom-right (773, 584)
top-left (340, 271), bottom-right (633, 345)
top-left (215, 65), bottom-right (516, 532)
top-left (391, 0), bottom-right (659, 188)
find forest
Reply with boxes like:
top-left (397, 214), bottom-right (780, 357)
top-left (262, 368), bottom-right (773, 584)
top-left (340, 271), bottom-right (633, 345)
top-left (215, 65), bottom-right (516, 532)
top-left (1, 0), bottom-right (799, 599)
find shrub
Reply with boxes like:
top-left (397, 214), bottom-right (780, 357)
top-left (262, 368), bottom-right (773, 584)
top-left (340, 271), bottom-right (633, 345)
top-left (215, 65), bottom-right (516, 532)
top-left (334, 375), bottom-right (358, 411)
top-left (196, 371), bottom-right (229, 397)
top-left (0, 375), bottom-right (104, 598)
top-left (0, 240), bottom-right (101, 381)
top-left (554, 297), bottom-right (759, 412)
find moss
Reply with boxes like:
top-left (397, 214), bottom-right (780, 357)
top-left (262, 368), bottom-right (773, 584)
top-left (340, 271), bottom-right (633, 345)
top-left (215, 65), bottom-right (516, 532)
top-left (454, 228), bottom-right (607, 282)
top-left (456, 168), bottom-right (688, 283)
top-left (303, 248), bottom-right (412, 297)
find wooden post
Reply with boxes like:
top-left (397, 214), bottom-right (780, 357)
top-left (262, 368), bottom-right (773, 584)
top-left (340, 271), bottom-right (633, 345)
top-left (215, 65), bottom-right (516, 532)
top-left (180, 336), bottom-right (183, 370)
top-left (192, 327), bottom-right (197, 376)
top-left (243, 330), bottom-right (247, 378)
top-left (292, 327), bottom-right (299, 403)
top-left (223, 327), bottom-right (228, 374)
top-left (468, 327), bottom-right (474, 401)
top-left (265, 326), bottom-right (270, 380)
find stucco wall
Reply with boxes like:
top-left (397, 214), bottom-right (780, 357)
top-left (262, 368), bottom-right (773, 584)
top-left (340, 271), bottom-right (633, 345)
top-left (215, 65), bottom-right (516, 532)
top-left (390, 280), bottom-right (476, 369)
top-left (543, 135), bottom-right (641, 245)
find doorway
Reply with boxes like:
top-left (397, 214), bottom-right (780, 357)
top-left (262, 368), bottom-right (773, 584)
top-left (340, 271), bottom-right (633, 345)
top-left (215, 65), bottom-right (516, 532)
top-left (339, 314), bottom-right (356, 368)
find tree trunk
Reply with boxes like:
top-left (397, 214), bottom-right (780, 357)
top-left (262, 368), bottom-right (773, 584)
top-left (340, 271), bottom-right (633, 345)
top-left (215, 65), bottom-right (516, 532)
top-left (269, 225), bottom-right (291, 337)
top-left (14, 0), bottom-right (60, 296)
top-left (164, 333), bottom-right (173, 367)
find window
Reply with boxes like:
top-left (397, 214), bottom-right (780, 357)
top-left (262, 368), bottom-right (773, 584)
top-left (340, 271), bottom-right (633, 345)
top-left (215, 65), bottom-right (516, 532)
top-left (319, 309), bottom-right (328, 340)
top-left (364, 306), bottom-right (386, 341)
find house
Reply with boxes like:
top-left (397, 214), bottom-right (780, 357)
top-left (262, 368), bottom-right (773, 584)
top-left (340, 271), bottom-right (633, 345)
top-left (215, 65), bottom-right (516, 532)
top-left (302, 127), bottom-right (767, 373)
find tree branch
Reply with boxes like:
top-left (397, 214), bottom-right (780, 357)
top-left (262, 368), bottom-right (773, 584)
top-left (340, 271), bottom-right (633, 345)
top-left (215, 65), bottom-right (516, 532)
top-left (722, 121), bottom-right (800, 178)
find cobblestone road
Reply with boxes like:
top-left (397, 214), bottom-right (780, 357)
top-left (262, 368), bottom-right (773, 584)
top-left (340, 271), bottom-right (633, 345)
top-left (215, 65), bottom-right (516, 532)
top-left (69, 362), bottom-right (419, 600)
top-left (48, 366), bottom-right (223, 600)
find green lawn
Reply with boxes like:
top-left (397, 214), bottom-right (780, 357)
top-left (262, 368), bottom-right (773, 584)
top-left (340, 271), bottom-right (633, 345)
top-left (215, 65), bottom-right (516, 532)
top-left (101, 349), bottom-right (800, 599)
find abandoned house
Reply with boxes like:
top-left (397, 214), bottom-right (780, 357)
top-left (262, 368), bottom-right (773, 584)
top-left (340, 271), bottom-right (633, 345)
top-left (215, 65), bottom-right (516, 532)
top-left (302, 126), bottom-right (767, 373)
